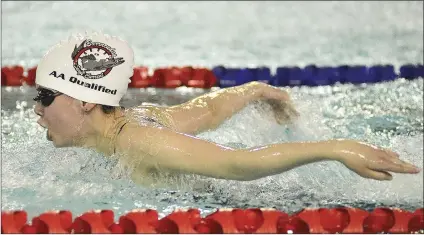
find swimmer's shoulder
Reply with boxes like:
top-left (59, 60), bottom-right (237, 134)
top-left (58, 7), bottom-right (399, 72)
top-left (125, 104), bottom-right (176, 130)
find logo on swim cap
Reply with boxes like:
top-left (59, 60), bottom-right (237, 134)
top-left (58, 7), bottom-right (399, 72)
top-left (71, 39), bottom-right (125, 79)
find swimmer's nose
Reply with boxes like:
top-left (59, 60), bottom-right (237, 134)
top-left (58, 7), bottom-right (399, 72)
top-left (34, 102), bottom-right (43, 116)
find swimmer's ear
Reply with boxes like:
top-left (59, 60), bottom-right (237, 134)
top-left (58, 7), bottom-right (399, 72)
top-left (80, 101), bottom-right (96, 113)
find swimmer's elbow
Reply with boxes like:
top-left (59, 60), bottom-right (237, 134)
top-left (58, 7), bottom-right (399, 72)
top-left (231, 174), bottom-right (261, 181)
top-left (199, 164), bottom-right (257, 181)
top-left (198, 155), bottom-right (260, 181)
top-left (219, 169), bottom-right (260, 181)
top-left (221, 155), bottom-right (263, 181)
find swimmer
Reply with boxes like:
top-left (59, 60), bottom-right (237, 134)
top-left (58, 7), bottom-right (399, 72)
top-left (33, 33), bottom-right (420, 187)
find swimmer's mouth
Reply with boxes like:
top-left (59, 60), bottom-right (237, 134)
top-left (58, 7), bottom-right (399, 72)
top-left (46, 130), bottom-right (52, 141)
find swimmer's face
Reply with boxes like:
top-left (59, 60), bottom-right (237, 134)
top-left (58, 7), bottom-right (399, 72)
top-left (33, 87), bottom-right (90, 147)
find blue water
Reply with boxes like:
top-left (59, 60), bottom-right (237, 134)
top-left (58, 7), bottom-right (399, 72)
top-left (1, 1), bottom-right (423, 220)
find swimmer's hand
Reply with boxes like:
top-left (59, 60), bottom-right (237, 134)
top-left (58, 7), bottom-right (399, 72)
top-left (334, 140), bottom-right (421, 180)
top-left (257, 83), bottom-right (299, 124)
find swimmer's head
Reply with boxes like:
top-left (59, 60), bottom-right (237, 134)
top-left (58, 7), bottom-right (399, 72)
top-left (33, 32), bottom-right (134, 147)
top-left (36, 31), bottom-right (134, 106)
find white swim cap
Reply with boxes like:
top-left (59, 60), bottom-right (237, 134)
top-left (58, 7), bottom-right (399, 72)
top-left (35, 32), bottom-right (134, 106)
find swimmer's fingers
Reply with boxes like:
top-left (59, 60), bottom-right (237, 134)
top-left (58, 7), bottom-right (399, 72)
top-left (382, 148), bottom-right (400, 158)
top-left (370, 158), bottom-right (420, 174)
top-left (365, 170), bottom-right (393, 181)
top-left (265, 86), bottom-right (291, 102)
top-left (268, 100), bottom-right (300, 124)
top-left (263, 86), bottom-right (296, 108)
top-left (282, 101), bottom-right (300, 117)
top-left (371, 148), bottom-right (420, 173)
top-left (364, 160), bottom-right (420, 181)
top-left (383, 150), bottom-right (421, 173)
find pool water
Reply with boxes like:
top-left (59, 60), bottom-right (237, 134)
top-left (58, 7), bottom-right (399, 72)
top-left (2, 79), bottom-right (423, 219)
top-left (1, 1), bottom-right (423, 220)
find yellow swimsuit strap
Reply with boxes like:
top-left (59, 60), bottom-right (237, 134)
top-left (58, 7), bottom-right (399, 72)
top-left (102, 111), bottom-right (130, 155)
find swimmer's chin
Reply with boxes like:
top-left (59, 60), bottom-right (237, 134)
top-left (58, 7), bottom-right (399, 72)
top-left (46, 131), bottom-right (78, 148)
top-left (46, 131), bottom-right (60, 147)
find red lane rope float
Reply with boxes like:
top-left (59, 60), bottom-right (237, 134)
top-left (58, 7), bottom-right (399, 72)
top-left (2, 65), bottom-right (26, 86)
top-left (1, 65), bottom-right (219, 89)
top-left (118, 209), bottom-right (158, 233)
top-left (31, 210), bottom-right (72, 234)
top-left (1, 210), bottom-right (27, 233)
top-left (1, 207), bottom-right (423, 234)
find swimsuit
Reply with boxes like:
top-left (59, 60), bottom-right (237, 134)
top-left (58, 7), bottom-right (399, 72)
top-left (110, 113), bottom-right (163, 154)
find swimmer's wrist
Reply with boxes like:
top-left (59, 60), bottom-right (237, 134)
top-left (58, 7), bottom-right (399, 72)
top-left (325, 139), bottom-right (357, 162)
top-left (306, 140), bottom-right (344, 162)
top-left (245, 81), bottom-right (266, 98)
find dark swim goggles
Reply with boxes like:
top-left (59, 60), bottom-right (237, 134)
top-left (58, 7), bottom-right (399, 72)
top-left (33, 88), bottom-right (62, 107)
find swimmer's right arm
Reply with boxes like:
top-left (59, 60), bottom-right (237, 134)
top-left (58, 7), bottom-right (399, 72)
top-left (119, 126), bottom-right (420, 181)
top-left (155, 81), bottom-right (297, 135)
